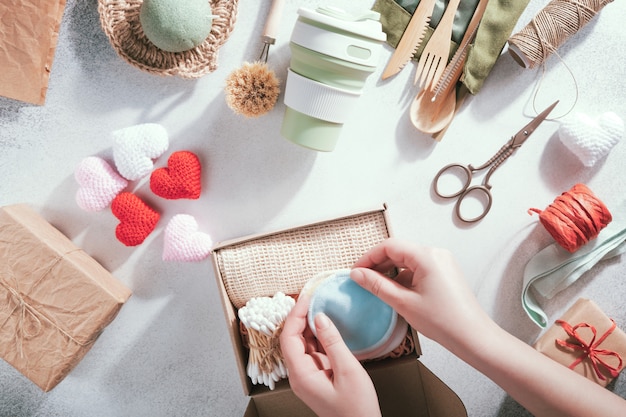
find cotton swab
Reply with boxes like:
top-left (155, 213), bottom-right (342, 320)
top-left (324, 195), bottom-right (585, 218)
top-left (238, 292), bottom-right (295, 390)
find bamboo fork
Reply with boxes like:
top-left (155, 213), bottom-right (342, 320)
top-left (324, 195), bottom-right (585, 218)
top-left (414, 0), bottom-right (462, 89)
top-left (410, 0), bottom-right (490, 136)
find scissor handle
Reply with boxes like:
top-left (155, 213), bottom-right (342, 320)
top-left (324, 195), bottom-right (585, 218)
top-left (454, 185), bottom-right (493, 223)
top-left (433, 163), bottom-right (472, 198)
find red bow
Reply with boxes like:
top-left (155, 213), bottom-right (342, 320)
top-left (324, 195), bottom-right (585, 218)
top-left (556, 319), bottom-right (623, 381)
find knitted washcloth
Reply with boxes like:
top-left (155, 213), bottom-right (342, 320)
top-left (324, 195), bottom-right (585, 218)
top-left (75, 156), bottom-right (128, 212)
top-left (150, 151), bottom-right (202, 199)
top-left (111, 192), bottom-right (160, 246)
top-left (163, 214), bottom-right (212, 262)
top-left (559, 112), bottom-right (624, 167)
top-left (112, 123), bottom-right (169, 181)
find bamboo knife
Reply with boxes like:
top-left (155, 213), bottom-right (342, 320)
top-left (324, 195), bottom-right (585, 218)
top-left (381, 0), bottom-right (438, 80)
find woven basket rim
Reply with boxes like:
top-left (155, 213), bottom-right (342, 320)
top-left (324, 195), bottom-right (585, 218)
top-left (98, 0), bottom-right (238, 78)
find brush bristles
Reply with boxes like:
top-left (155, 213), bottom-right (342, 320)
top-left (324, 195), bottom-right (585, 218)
top-left (224, 61), bottom-right (280, 117)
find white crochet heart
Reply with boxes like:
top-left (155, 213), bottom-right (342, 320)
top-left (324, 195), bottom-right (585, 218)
top-left (163, 214), bottom-right (213, 262)
top-left (112, 123), bottom-right (169, 180)
top-left (75, 156), bottom-right (128, 212)
top-left (558, 112), bottom-right (623, 167)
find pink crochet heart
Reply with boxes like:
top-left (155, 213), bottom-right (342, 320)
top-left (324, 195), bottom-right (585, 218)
top-left (75, 156), bottom-right (128, 212)
top-left (112, 123), bottom-right (169, 181)
top-left (111, 192), bottom-right (160, 246)
top-left (162, 214), bottom-right (212, 262)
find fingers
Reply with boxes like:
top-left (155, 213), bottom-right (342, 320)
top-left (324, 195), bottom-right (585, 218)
top-left (353, 238), bottom-right (422, 273)
top-left (280, 294), bottom-right (311, 369)
top-left (313, 313), bottom-right (361, 376)
top-left (350, 267), bottom-right (410, 313)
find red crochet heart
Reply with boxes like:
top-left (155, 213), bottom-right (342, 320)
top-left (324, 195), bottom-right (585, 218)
top-left (111, 192), bottom-right (160, 246)
top-left (150, 151), bottom-right (201, 200)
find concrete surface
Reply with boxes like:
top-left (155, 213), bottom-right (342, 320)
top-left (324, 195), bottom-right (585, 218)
top-left (0, 0), bottom-right (624, 416)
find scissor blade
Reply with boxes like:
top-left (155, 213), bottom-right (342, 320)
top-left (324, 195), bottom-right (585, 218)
top-left (511, 100), bottom-right (559, 147)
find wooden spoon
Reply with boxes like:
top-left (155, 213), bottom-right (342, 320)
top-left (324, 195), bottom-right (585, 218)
top-left (409, 86), bottom-right (456, 134)
top-left (409, 0), bottom-right (490, 135)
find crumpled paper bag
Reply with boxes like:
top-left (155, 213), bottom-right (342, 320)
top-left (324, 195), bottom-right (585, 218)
top-left (0, 0), bottom-right (67, 105)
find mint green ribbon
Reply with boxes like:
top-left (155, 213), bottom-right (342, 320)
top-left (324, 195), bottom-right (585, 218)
top-left (523, 211), bottom-right (626, 328)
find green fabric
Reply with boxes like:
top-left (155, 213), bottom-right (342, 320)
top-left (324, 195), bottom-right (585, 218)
top-left (395, 0), bottom-right (480, 44)
top-left (372, 0), bottom-right (530, 94)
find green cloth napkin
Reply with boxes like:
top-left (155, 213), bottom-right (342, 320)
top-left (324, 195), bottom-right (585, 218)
top-left (523, 210), bottom-right (626, 328)
top-left (373, 0), bottom-right (530, 94)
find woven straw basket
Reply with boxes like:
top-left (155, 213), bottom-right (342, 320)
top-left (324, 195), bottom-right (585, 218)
top-left (98, 0), bottom-right (238, 78)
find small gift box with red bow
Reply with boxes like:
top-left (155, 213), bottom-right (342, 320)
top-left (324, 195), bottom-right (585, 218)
top-left (534, 298), bottom-right (625, 386)
top-left (0, 204), bottom-right (132, 391)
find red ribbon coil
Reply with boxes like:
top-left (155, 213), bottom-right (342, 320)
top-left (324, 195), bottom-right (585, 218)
top-left (555, 319), bottom-right (623, 381)
top-left (528, 183), bottom-right (612, 253)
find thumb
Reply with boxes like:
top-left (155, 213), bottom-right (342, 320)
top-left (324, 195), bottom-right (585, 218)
top-left (314, 313), bottom-right (359, 373)
top-left (350, 267), bottom-right (407, 312)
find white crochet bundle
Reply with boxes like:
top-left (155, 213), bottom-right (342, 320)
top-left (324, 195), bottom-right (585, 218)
top-left (559, 112), bottom-right (624, 167)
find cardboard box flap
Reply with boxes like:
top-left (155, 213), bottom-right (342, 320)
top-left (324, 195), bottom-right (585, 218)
top-left (244, 385), bottom-right (316, 417)
top-left (244, 356), bottom-right (467, 417)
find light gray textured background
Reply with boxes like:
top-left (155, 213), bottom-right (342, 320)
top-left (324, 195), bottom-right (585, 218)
top-left (1, 0), bottom-right (625, 416)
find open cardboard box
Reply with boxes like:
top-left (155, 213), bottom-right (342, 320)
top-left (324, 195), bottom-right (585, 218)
top-left (211, 205), bottom-right (467, 417)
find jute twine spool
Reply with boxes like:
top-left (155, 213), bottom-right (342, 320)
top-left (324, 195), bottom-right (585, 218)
top-left (508, 0), bottom-right (614, 69)
top-left (528, 183), bottom-right (612, 253)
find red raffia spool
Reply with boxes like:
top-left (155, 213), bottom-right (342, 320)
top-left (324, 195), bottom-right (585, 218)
top-left (528, 184), bottom-right (612, 253)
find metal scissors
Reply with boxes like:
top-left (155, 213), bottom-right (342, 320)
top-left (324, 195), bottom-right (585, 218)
top-left (433, 100), bottom-right (559, 223)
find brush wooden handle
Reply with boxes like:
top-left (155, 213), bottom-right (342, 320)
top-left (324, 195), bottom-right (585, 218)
top-left (262, 0), bottom-right (286, 42)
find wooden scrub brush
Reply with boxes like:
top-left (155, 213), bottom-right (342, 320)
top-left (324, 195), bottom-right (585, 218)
top-left (225, 0), bottom-right (284, 117)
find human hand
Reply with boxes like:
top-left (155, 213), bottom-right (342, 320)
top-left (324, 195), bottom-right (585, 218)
top-left (350, 238), bottom-right (492, 350)
top-left (280, 294), bottom-right (382, 417)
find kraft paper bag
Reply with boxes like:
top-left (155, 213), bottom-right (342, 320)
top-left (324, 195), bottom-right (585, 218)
top-left (0, 0), bottom-right (67, 105)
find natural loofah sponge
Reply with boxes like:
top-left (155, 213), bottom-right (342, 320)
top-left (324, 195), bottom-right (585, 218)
top-left (111, 192), bottom-right (160, 246)
top-left (162, 214), bottom-right (212, 262)
top-left (150, 151), bottom-right (202, 199)
top-left (112, 123), bottom-right (169, 181)
top-left (75, 156), bottom-right (128, 212)
top-left (139, 0), bottom-right (215, 53)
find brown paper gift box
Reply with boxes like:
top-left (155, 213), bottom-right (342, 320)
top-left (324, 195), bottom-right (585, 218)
top-left (534, 298), bottom-right (626, 387)
top-left (0, 204), bottom-right (131, 391)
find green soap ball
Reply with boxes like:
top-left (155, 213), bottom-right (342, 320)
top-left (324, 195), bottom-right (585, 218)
top-left (140, 0), bottom-right (214, 53)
